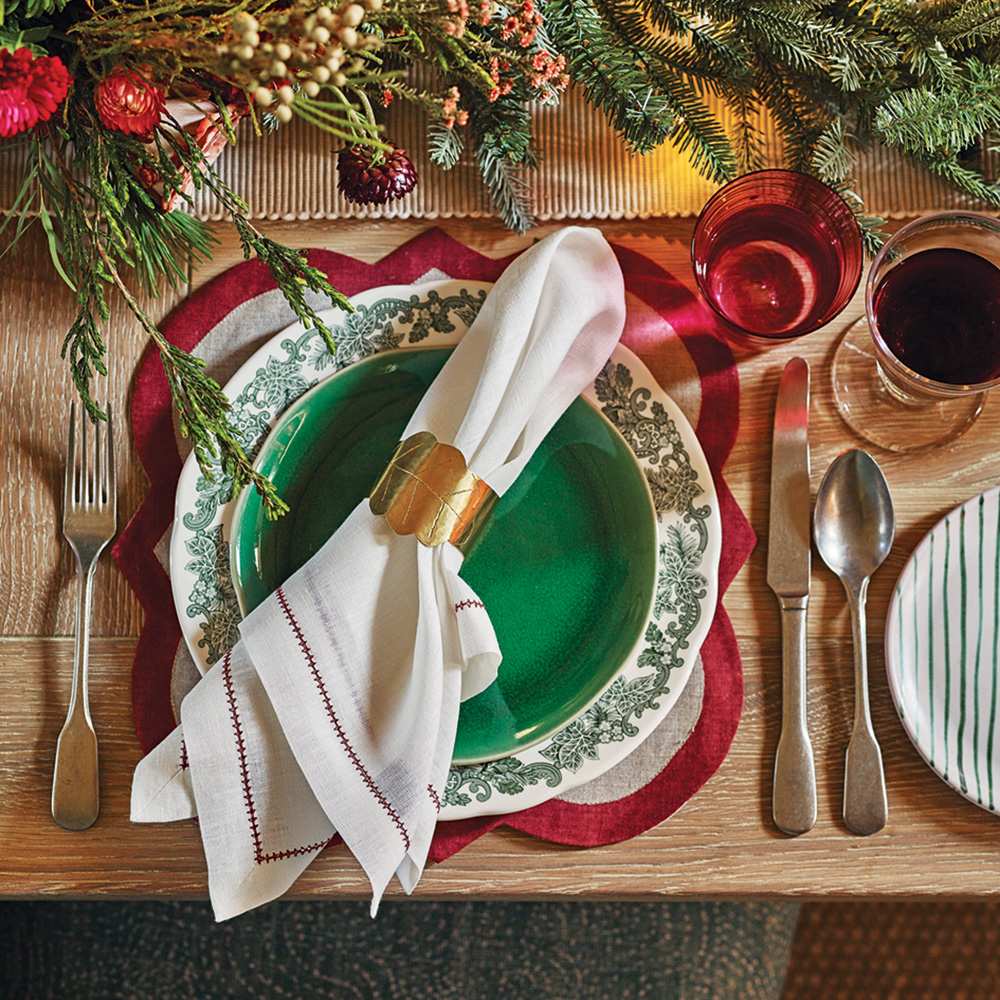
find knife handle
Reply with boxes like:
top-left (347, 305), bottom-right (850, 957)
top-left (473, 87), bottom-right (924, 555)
top-left (772, 597), bottom-right (817, 836)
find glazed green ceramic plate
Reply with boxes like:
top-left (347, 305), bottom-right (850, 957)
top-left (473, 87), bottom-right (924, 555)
top-left (169, 279), bottom-right (721, 818)
top-left (229, 347), bottom-right (659, 764)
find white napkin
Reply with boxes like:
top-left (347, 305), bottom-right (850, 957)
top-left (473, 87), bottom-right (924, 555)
top-left (131, 226), bottom-right (626, 919)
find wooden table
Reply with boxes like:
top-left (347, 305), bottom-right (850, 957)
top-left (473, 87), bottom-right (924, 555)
top-left (2, 215), bottom-right (999, 901)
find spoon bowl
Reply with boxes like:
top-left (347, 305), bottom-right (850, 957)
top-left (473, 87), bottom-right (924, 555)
top-left (814, 448), bottom-right (895, 835)
top-left (814, 450), bottom-right (894, 587)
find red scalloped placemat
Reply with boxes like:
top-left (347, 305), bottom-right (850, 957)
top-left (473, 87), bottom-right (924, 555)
top-left (113, 229), bottom-right (755, 861)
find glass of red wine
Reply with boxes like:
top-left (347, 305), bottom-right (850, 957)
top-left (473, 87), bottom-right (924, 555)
top-left (691, 169), bottom-right (864, 345)
top-left (832, 211), bottom-right (1000, 453)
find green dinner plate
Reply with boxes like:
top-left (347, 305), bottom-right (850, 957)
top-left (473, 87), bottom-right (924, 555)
top-left (230, 347), bottom-right (658, 764)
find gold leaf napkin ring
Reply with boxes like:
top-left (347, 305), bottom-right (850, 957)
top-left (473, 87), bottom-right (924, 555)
top-left (369, 431), bottom-right (498, 551)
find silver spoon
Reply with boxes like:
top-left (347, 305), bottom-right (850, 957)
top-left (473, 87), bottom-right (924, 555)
top-left (814, 449), bottom-right (894, 835)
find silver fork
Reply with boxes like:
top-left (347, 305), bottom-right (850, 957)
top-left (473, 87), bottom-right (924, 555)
top-left (52, 403), bottom-right (117, 831)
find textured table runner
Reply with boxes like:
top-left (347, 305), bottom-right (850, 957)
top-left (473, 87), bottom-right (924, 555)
top-left (113, 229), bottom-right (755, 862)
top-left (1, 87), bottom-right (993, 222)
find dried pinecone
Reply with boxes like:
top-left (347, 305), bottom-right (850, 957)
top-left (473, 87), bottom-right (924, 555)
top-left (336, 144), bottom-right (418, 205)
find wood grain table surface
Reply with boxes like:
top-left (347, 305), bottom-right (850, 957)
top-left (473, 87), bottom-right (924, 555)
top-left (2, 214), bottom-right (999, 902)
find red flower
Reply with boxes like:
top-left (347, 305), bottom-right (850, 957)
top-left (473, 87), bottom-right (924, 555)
top-left (0, 47), bottom-right (72, 139)
top-left (94, 67), bottom-right (165, 136)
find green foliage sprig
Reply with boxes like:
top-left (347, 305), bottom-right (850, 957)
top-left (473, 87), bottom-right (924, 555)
top-left (6, 0), bottom-right (1000, 519)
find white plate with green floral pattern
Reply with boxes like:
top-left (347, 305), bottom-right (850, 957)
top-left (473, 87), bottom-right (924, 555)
top-left (169, 279), bottom-right (722, 819)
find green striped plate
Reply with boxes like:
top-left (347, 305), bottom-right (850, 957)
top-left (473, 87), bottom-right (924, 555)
top-left (886, 486), bottom-right (1000, 813)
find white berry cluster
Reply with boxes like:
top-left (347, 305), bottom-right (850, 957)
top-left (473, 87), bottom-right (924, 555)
top-left (217, 1), bottom-right (383, 121)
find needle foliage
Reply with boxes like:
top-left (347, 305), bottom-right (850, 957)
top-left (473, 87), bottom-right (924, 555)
top-left (2, 0), bottom-right (999, 513)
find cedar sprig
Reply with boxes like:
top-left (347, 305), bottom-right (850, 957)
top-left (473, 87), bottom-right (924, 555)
top-left (31, 126), bottom-right (291, 516)
top-left (18, 94), bottom-right (354, 518)
top-left (232, 213), bottom-right (351, 356)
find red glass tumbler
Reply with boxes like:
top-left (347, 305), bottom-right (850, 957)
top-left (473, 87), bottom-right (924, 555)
top-left (691, 170), bottom-right (864, 344)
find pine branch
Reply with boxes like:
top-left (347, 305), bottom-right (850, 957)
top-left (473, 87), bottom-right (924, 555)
top-left (588, 0), bottom-right (738, 180)
top-left (810, 118), bottom-right (857, 182)
top-left (727, 85), bottom-right (766, 174)
top-left (753, 59), bottom-right (829, 171)
top-left (597, 0), bottom-right (746, 94)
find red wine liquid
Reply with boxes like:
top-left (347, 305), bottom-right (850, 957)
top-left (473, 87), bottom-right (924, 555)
top-left (704, 205), bottom-right (842, 335)
top-left (873, 247), bottom-right (1000, 385)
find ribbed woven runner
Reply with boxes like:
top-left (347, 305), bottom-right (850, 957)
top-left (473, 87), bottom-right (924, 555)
top-left (1, 88), bottom-right (993, 221)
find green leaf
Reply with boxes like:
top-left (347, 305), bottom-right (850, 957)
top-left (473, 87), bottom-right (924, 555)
top-left (37, 199), bottom-right (77, 292)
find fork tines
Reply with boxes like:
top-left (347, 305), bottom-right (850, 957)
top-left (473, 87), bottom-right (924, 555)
top-left (64, 402), bottom-right (115, 514)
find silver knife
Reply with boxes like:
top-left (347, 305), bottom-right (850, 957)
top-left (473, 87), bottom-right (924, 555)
top-left (768, 357), bottom-right (816, 836)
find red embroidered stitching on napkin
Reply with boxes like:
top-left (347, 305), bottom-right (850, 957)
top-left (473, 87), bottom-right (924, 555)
top-left (276, 586), bottom-right (412, 852)
top-left (220, 649), bottom-right (335, 864)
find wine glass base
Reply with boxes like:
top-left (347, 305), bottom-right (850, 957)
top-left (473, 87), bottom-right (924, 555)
top-left (832, 319), bottom-right (985, 453)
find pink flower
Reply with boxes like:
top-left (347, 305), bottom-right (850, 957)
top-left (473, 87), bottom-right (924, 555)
top-left (0, 47), bottom-right (72, 139)
top-left (94, 67), bottom-right (165, 136)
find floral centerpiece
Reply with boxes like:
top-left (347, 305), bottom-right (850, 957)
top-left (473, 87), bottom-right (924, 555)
top-left (2, 0), bottom-right (999, 512)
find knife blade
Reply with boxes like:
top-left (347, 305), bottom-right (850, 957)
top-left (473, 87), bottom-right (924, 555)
top-left (768, 356), bottom-right (816, 836)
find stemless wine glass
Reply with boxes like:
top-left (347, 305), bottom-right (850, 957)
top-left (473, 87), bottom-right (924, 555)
top-left (832, 211), bottom-right (1000, 453)
top-left (691, 169), bottom-right (864, 345)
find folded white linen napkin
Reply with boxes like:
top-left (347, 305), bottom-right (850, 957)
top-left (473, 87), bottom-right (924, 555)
top-left (131, 226), bottom-right (626, 919)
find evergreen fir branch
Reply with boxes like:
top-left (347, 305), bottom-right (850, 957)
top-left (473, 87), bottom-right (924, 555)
top-left (837, 183), bottom-right (888, 258)
top-left (865, 1), bottom-right (964, 85)
top-left (652, 66), bottom-right (738, 182)
top-left (428, 120), bottom-right (464, 169)
top-left (641, 0), bottom-right (747, 77)
top-left (732, 7), bottom-right (834, 76)
top-left (919, 155), bottom-right (1000, 207)
top-left (873, 61), bottom-right (1000, 157)
top-left (810, 121), bottom-right (887, 256)
top-left (469, 88), bottom-right (537, 164)
top-left (595, 0), bottom-right (746, 100)
top-left (903, 37), bottom-right (962, 85)
top-left (544, 0), bottom-right (675, 153)
top-left (937, 1), bottom-right (1000, 50)
top-left (810, 118), bottom-right (857, 182)
top-left (726, 83), bottom-right (766, 174)
top-left (753, 60), bottom-right (830, 171)
top-left (474, 143), bottom-right (535, 235)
